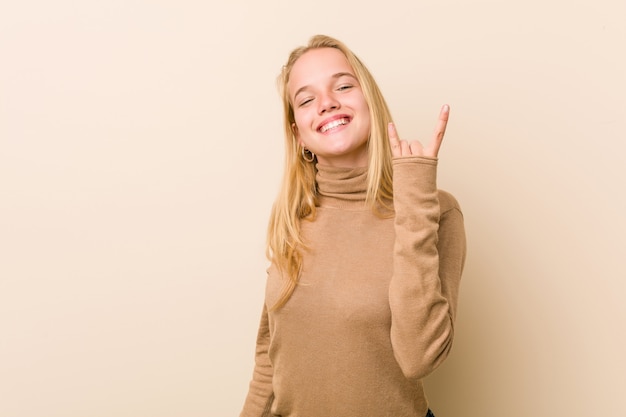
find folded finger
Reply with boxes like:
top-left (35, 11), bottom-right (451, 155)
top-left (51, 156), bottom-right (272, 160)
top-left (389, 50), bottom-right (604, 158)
top-left (409, 140), bottom-right (423, 155)
top-left (400, 140), bottom-right (410, 156)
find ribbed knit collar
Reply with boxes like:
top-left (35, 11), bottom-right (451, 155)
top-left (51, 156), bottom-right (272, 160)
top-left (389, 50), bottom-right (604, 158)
top-left (315, 164), bottom-right (368, 209)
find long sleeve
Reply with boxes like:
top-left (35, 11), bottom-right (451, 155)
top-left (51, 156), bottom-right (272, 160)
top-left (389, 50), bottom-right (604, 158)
top-left (389, 156), bottom-right (466, 380)
top-left (239, 304), bottom-right (274, 417)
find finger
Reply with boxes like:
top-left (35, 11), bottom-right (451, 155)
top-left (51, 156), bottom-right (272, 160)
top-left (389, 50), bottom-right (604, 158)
top-left (428, 104), bottom-right (450, 157)
top-left (400, 140), bottom-right (410, 156)
top-left (409, 140), bottom-right (423, 155)
top-left (388, 122), bottom-right (401, 157)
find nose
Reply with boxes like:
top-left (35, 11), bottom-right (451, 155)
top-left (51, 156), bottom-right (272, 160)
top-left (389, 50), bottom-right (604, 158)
top-left (318, 93), bottom-right (340, 114)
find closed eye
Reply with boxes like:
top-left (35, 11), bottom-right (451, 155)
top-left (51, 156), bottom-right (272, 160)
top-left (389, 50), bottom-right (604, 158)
top-left (337, 84), bottom-right (353, 91)
top-left (298, 97), bottom-right (314, 107)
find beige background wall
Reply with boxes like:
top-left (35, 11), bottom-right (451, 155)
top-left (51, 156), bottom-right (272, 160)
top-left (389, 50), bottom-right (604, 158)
top-left (1, 1), bottom-right (624, 416)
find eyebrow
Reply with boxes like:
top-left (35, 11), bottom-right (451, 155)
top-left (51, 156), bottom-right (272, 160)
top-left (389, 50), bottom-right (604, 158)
top-left (292, 72), bottom-right (358, 101)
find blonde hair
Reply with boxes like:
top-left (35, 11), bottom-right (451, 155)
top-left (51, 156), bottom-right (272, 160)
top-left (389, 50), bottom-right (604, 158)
top-left (268, 34), bottom-right (395, 309)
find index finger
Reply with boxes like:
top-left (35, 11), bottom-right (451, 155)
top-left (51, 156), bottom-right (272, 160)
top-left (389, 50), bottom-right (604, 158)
top-left (430, 104), bottom-right (450, 157)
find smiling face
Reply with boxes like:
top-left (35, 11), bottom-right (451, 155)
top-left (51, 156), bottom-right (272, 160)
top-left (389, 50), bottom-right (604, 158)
top-left (288, 47), bottom-right (371, 167)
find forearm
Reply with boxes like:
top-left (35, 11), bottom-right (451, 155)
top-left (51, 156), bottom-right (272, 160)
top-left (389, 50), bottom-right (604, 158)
top-left (240, 304), bottom-right (274, 417)
top-left (388, 156), bottom-right (464, 380)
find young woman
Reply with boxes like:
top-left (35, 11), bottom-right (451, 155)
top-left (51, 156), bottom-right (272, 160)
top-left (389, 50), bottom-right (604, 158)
top-left (240, 35), bottom-right (466, 417)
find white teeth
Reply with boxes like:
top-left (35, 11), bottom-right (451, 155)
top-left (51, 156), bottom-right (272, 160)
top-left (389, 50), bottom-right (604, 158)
top-left (320, 118), bottom-right (349, 133)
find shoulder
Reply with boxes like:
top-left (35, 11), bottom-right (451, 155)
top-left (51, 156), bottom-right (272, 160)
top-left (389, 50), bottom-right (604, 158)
top-left (437, 189), bottom-right (463, 216)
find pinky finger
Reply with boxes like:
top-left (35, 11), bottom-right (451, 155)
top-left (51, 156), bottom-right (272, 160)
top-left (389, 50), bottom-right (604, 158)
top-left (388, 122), bottom-right (401, 157)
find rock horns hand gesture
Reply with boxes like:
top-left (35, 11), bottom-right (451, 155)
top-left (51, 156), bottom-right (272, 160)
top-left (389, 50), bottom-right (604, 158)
top-left (388, 104), bottom-right (450, 159)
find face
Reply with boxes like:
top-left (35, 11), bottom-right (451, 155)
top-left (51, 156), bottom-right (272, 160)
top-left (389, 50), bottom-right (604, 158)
top-left (288, 48), bottom-right (371, 167)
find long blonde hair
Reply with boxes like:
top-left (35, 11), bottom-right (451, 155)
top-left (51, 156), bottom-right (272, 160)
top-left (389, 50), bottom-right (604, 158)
top-left (268, 35), bottom-right (395, 309)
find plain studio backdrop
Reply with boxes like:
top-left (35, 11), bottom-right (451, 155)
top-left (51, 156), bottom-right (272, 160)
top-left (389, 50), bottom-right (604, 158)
top-left (1, 1), bottom-right (624, 416)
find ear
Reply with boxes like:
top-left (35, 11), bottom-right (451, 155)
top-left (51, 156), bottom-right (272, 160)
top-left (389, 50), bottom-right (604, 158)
top-left (292, 123), bottom-right (303, 146)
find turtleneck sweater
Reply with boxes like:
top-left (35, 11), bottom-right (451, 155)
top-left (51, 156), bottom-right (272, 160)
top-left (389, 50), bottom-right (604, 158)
top-left (240, 156), bottom-right (466, 417)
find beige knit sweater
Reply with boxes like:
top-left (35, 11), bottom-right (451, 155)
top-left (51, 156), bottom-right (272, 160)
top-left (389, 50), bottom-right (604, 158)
top-left (240, 156), bottom-right (466, 417)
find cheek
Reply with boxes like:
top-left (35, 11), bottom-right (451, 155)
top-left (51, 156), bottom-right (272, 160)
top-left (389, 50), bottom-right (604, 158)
top-left (293, 112), bottom-right (312, 133)
top-left (351, 95), bottom-right (370, 120)
top-left (358, 103), bottom-right (371, 131)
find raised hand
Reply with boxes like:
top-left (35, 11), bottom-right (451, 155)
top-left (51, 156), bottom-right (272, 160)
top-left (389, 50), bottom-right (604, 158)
top-left (388, 104), bottom-right (450, 158)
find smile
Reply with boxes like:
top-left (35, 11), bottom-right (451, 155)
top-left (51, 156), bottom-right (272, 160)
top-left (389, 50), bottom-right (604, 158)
top-left (319, 117), bottom-right (350, 133)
